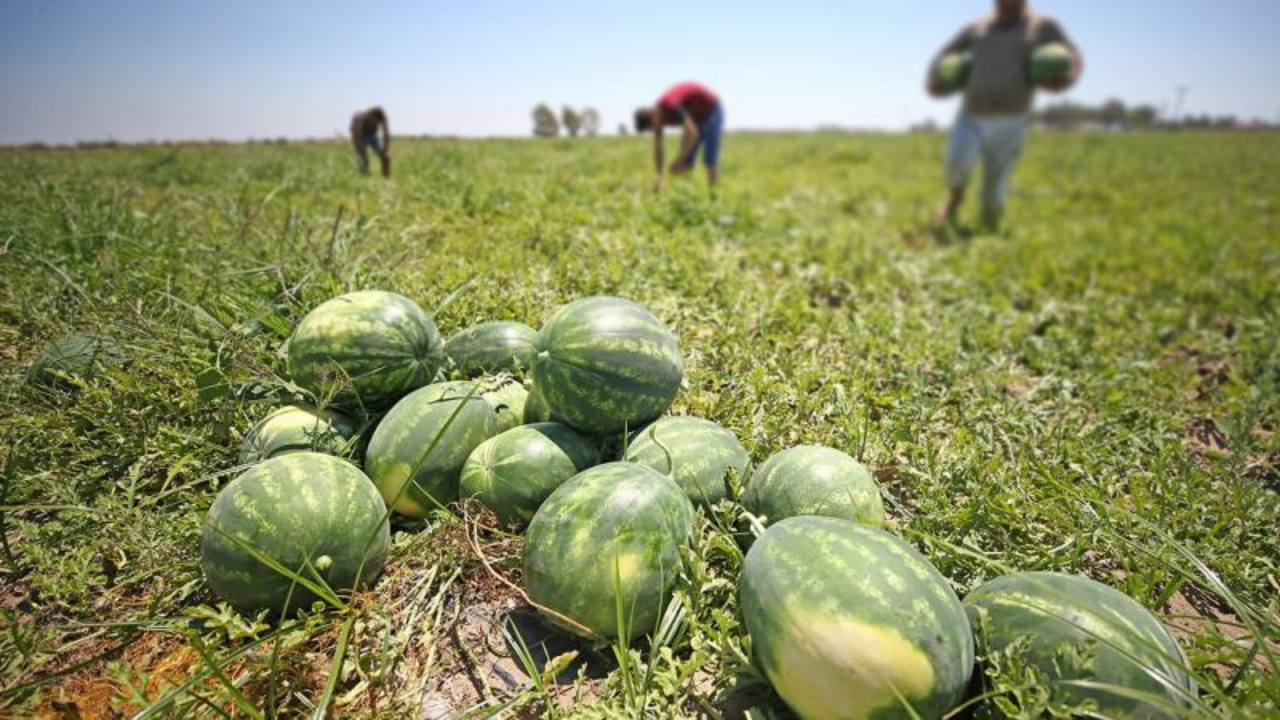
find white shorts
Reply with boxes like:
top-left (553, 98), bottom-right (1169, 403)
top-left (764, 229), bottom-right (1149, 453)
top-left (946, 111), bottom-right (1029, 210)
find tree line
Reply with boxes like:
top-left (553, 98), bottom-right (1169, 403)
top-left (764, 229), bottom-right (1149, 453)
top-left (532, 105), bottom-right (601, 137)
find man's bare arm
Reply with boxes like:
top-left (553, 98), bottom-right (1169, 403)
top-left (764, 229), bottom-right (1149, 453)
top-left (653, 109), bottom-right (665, 176)
top-left (674, 113), bottom-right (699, 171)
top-left (381, 118), bottom-right (391, 153)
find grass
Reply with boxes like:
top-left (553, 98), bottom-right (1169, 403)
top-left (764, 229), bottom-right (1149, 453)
top-left (1, 130), bottom-right (1278, 717)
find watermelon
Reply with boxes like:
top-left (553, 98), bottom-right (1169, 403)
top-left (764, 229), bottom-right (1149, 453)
top-left (624, 416), bottom-right (748, 506)
top-left (523, 462), bottom-right (694, 641)
top-left (445, 321), bottom-right (538, 378)
top-left (364, 380), bottom-right (503, 517)
top-left (1030, 42), bottom-right (1073, 85)
top-left (935, 52), bottom-right (972, 94)
top-left (482, 379), bottom-right (529, 433)
top-left (287, 291), bottom-right (443, 411)
top-left (238, 404), bottom-right (359, 464)
top-left (459, 422), bottom-right (599, 527)
top-left (742, 445), bottom-right (885, 528)
top-left (965, 571), bottom-right (1197, 717)
top-left (523, 382), bottom-right (555, 424)
top-left (531, 296), bottom-right (683, 436)
top-left (740, 516), bottom-right (973, 720)
top-left (27, 333), bottom-right (122, 389)
top-left (200, 452), bottom-right (389, 614)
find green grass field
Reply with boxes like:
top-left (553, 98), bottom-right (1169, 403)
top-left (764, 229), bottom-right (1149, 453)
top-left (1, 131), bottom-right (1278, 717)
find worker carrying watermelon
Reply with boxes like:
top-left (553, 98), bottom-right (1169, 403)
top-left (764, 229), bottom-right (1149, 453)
top-left (350, 106), bottom-right (391, 178)
top-left (927, 0), bottom-right (1081, 229)
top-left (634, 82), bottom-right (724, 191)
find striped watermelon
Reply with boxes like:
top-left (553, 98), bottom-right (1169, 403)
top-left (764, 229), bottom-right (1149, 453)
top-left (965, 571), bottom-right (1197, 717)
top-left (523, 462), bottom-right (693, 641)
top-left (200, 452), bottom-right (390, 614)
top-left (459, 422), bottom-right (599, 527)
top-left (238, 404), bottom-right (359, 464)
top-left (1030, 42), bottom-right (1073, 85)
top-left (740, 516), bottom-right (973, 720)
top-left (482, 379), bottom-right (529, 433)
top-left (935, 52), bottom-right (972, 94)
top-left (365, 381), bottom-right (503, 518)
top-left (531, 296), bottom-right (683, 436)
top-left (445, 321), bottom-right (538, 378)
top-left (287, 291), bottom-right (443, 411)
top-left (624, 416), bottom-right (748, 506)
top-left (743, 445), bottom-right (885, 528)
top-left (27, 333), bottom-right (122, 390)
top-left (523, 382), bottom-right (555, 424)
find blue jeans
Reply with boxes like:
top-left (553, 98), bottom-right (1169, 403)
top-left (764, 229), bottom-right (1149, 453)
top-left (682, 103), bottom-right (724, 168)
top-left (355, 133), bottom-right (385, 172)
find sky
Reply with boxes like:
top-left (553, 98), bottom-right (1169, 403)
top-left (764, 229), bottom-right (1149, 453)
top-left (1, 0), bottom-right (1278, 145)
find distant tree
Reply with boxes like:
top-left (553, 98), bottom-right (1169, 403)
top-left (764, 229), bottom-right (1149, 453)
top-left (532, 104), bottom-right (559, 137)
top-left (1129, 105), bottom-right (1158, 128)
top-left (562, 106), bottom-right (583, 137)
top-left (581, 107), bottom-right (601, 136)
top-left (1100, 99), bottom-right (1128, 126)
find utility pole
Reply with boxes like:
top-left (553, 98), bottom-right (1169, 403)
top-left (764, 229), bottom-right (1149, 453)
top-left (1173, 86), bottom-right (1189, 124)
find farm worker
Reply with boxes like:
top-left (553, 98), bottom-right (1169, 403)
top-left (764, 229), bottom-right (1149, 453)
top-left (634, 82), bottom-right (724, 191)
top-left (927, 0), bottom-right (1081, 228)
top-left (350, 106), bottom-right (391, 178)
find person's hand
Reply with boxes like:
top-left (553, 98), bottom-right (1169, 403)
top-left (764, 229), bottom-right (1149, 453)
top-left (669, 159), bottom-right (692, 176)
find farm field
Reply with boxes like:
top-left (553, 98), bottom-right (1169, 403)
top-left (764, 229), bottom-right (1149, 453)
top-left (1, 131), bottom-right (1278, 717)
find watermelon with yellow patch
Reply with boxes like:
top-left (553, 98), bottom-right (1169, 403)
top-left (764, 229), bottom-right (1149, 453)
top-left (965, 571), bottom-right (1197, 718)
top-left (740, 516), bottom-right (973, 719)
top-left (1029, 42), bottom-right (1073, 85)
top-left (364, 381), bottom-right (503, 517)
top-left (200, 453), bottom-right (390, 614)
top-left (935, 52), bottom-right (972, 94)
top-left (523, 462), bottom-right (693, 641)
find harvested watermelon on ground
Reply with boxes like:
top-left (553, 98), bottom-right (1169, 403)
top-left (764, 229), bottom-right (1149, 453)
top-left (965, 571), bottom-right (1197, 718)
top-left (743, 445), bottom-right (885, 528)
top-left (481, 378), bottom-right (529, 433)
top-left (624, 416), bottom-right (748, 506)
top-left (445, 321), bottom-right (538, 378)
top-left (200, 452), bottom-right (390, 615)
top-left (1030, 42), bottom-right (1073, 85)
top-left (365, 381), bottom-right (503, 518)
top-left (935, 51), bottom-right (972, 94)
top-left (531, 296), bottom-right (683, 436)
top-left (238, 404), bottom-right (359, 464)
top-left (287, 291), bottom-right (444, 411)
top-left (459, 422), bottom-right (599, 528)
top-left (523, 462), bottom-right (693, 641)
top-left (740, 516), bottom-right (973, 720)
top-left (26, 333), bottom-right (123, 390)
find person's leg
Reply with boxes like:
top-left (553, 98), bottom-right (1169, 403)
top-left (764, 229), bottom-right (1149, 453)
top-left (354, 136), bottom-right (370, 174)
top-left (701, 104), bottom-right (724, 189)
top-left (942, 112), bottom-right (980, 223)
top-left (978, 115), bottom-right (1028, 230)
top-left (368, 134), bottom-right (390, 178)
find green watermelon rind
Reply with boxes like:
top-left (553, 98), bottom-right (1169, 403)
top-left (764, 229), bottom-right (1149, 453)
top-left (459, 422), bottom-right (599, 528)
top-left (238, 404), bottom-right (360, 464)
top-left (523, 462), bottom-right (694, 641)
top-left (445, 321), bottom-right (539, 378)
top-left (481, 378), bottom-right (530, 434)
top-left (200, 452), bottom-right (390, 615)
top-left (364, 380), bottom-right (503, 518)
top-left (936, 52), bottom-right (972, 93)
top-left (964, 571), bottom-right (1197, 718)
top-left (531, 296), bottom-right (683, 436)
top-left (287, 290), bottom-right (444, 412)
top-left (743, 445), bottom-right (886, 528)
top-left (1029, 42), bottom-right (1073, 84)
top-left (739, 516), bottom-right (974, 720)
top-left (624, 416), bottom-right (749, 507)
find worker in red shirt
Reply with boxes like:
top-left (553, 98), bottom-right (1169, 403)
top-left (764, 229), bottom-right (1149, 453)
top-left (634, 82), bottom-right (724, 190)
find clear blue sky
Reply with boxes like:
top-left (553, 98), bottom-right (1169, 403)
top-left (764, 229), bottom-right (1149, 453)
top-left (2, 0), bottom-right (1277, 144)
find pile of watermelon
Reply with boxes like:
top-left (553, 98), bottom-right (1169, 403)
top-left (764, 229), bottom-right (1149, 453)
top-left (55, 285), bottom-right (1187, 717)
